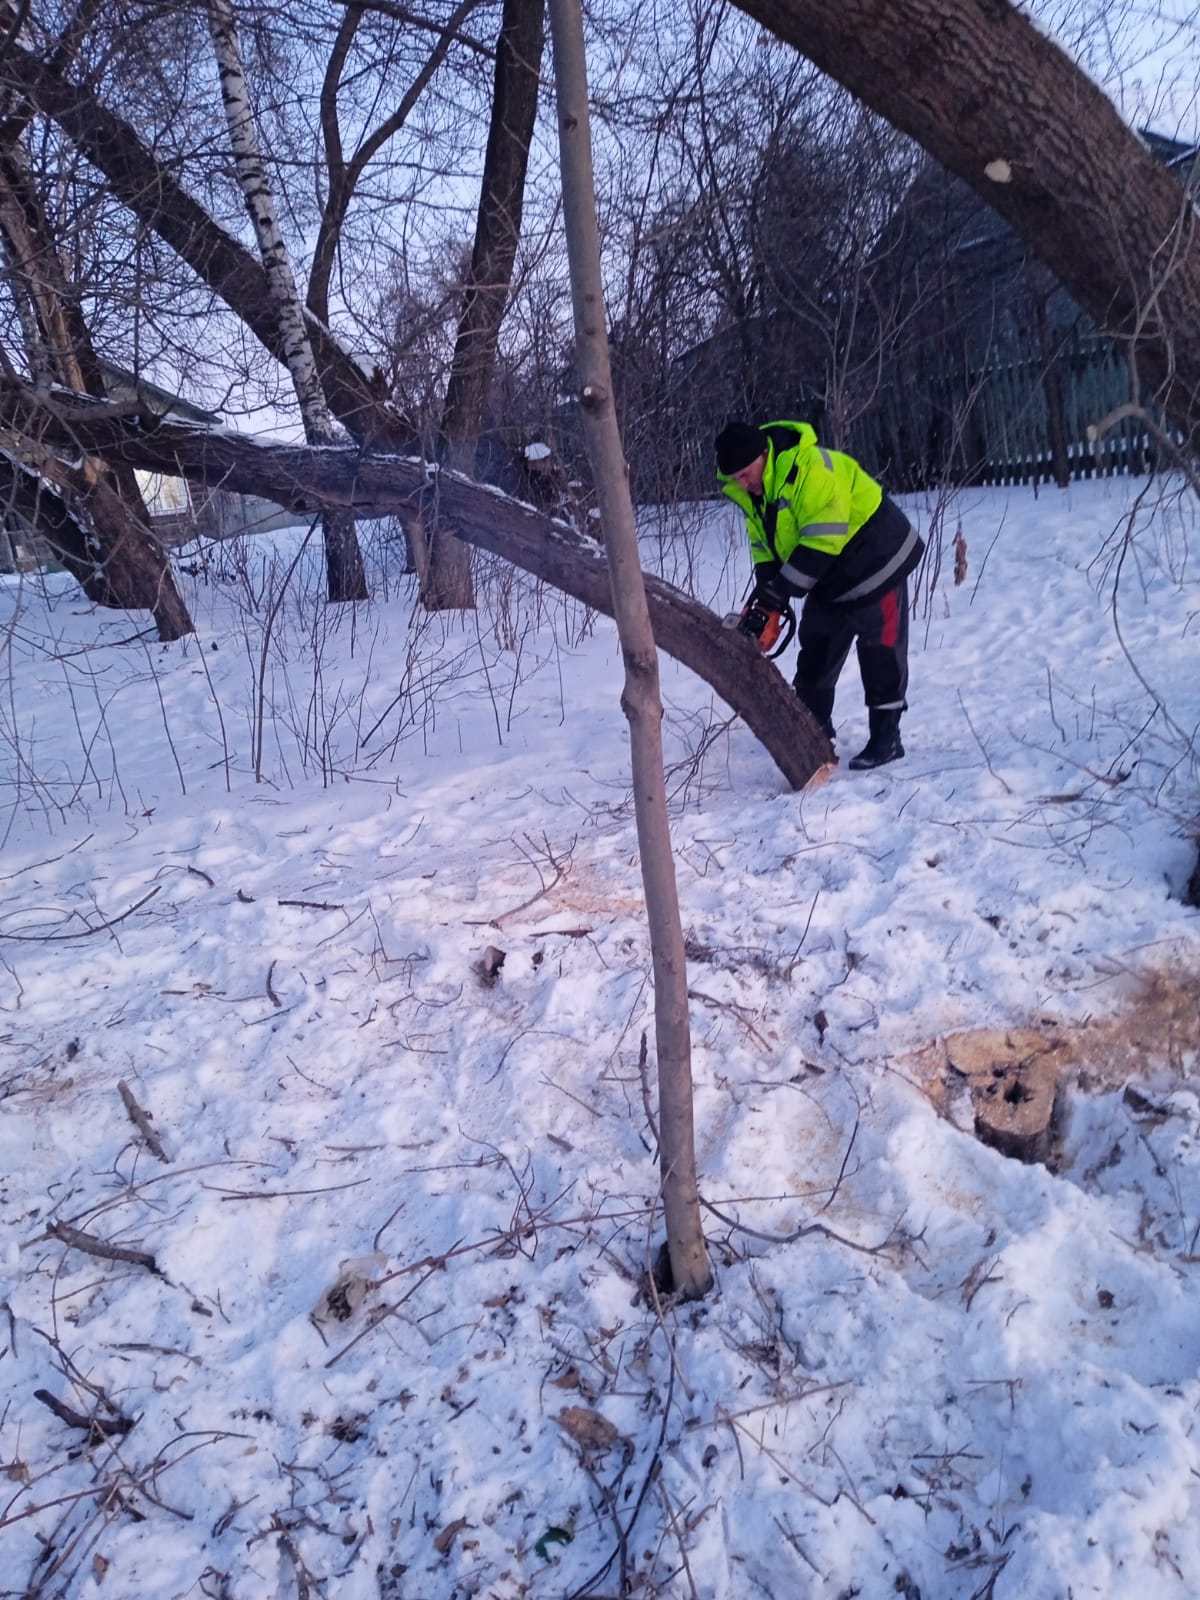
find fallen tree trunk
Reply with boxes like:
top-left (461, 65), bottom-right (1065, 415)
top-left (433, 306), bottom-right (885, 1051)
top-left (9, 387), bottom-right (832, 789)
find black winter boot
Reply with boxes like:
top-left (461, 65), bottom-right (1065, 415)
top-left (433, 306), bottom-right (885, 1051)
top-left (848, 709), bottom-right (904, 770)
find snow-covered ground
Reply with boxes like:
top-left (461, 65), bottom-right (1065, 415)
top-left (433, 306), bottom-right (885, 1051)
top-left (2, 475), bottom-right (1199, 1600)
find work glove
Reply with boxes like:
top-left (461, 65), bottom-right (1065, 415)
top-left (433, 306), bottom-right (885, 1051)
top-left (721, 565), bottom-right (795, 653)
top-left (749, 569), bottom-right (791, 612)
top-left (736, 580), bottom-right (795, 654)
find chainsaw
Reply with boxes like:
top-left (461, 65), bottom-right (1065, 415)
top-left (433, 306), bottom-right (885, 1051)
top-left (723, 582), bottom-right (796, 660)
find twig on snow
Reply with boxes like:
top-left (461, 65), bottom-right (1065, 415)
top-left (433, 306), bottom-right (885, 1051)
top-left (205, 1178), bottom-right (369, 1202)
top-left (660, 1480), bottom-right (701, 1599)
top-left (47, 1220), bottom-right (159, 1275)
top-left (957, 689), bottom-right (1013, 794)
top-left (699, 1196), bottom-right (891, 1257)
top-left (773, 1512), bottom-right (825, 1579)
top-left (564, 1360), bottom-right (675, 1600)
top-left (685, 1380), bottom-right (853, 1432)
top-left (464, 831), bottom-right (576, 929)
top-left (33, 1389), bottom-right (135, 1439)
top-left (0, 886), bottom-right (161, 942)
top-left (117, 1079), bottom-right (170, 1163)
top-left (273, 1517), bottom-right (315, 1600)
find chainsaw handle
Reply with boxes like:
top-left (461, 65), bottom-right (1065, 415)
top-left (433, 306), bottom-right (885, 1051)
top-left (762, 605), bottom-right (796, 659)
top-left (725, 596), bottom-right (797, 659)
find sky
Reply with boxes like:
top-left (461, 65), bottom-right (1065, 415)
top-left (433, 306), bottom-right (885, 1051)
top-left (1029, 0), bottom-right (1200, 139)
top-left (1, 472), bottom-right (1199, 1599)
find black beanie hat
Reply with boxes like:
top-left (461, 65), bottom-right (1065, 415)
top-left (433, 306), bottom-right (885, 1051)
top-left (715, 420), bottom-right (768, 475)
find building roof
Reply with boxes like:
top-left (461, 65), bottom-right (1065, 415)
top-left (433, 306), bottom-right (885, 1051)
top-left (96, 360), bottom-right (221, 425)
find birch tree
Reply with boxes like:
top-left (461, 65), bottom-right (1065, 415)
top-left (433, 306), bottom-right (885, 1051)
top-left (547, 0), bottom-right (713, 1300)
top-left (206, 0), bottom-right (367, 603)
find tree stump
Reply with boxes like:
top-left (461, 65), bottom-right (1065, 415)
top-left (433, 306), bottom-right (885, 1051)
top-left (944, 1028), bottom-right (1065, 1164)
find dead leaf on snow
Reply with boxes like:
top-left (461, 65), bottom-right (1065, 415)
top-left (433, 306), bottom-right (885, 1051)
top-left (555, 1404), bottom-right (621, 1453)
top-left (434, 1516), bottom-right (472, 1554)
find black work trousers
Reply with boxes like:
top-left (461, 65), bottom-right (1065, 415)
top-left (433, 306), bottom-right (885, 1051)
top-left (792, 579), bottom-right (910, 730)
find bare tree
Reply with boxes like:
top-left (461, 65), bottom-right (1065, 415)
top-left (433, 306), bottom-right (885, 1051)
top-left (598, 12), bottom-right (925, 500)
top-left (305, 0), bottom-right (485, 332)
top-left (0, 4), bottom-right (194, 639)
top-left (732, 0), bottom-right (1200, 441)
top-left (424, 0), bottom-right (546, 608)
top-left (4, 3), bottom-right (547, 611)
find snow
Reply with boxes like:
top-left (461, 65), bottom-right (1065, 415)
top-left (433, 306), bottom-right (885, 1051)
top-left (1, 475), bottom-right (1199, 1600)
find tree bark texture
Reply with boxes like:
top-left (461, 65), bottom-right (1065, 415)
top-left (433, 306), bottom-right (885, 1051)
top-left (439, 0), bottom-right (544, 462)
top-left (208, 0), bottom-right (335, 438)
top-left (0, 138), bottom-right (193, 639)
top-left (734, 0), bottom-right (1200, 437)
top-left (424, 0), bottom-right (547, 611)
top-left (9, 387), bottom-right (834, 794)
top-left (0, 449), bottom-right (190, 634)
top-left (206, 0), bottom-right (368, 604)
top-left (548, 0), bottom-right (713, 1300)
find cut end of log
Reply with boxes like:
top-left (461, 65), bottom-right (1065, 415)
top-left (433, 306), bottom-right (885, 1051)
top-left (802, 759), bottom-right (839, 789)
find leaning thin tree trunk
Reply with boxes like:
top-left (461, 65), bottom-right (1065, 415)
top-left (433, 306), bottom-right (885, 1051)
top-left (548, 0), bottom-right (713, 1300)
top-left (207, 0), bottom-right (367, 603)
top-left (423, 0), bottom-right (546, 610)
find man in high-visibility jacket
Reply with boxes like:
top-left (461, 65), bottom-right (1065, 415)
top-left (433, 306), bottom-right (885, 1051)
top-left (716, 418), bottom-right (924, 770)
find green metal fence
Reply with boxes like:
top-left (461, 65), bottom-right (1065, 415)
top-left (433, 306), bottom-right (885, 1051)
top-left (850, 335), bottom-right (1162, 490)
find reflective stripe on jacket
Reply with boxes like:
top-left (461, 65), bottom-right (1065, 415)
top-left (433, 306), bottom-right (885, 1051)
top-left (718, 420), bottom-right (922, 605)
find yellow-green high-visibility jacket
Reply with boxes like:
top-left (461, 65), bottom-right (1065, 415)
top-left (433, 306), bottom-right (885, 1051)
top-left (718, 420), bottom-right (922, 606)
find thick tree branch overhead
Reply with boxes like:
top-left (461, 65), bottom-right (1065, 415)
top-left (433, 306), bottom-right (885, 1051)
top-left (733, 0), bottom-right (1200, 433)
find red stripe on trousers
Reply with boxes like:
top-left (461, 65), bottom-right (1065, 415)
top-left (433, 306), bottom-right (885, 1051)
top-left (880, 588), bottom-right (899, 649)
